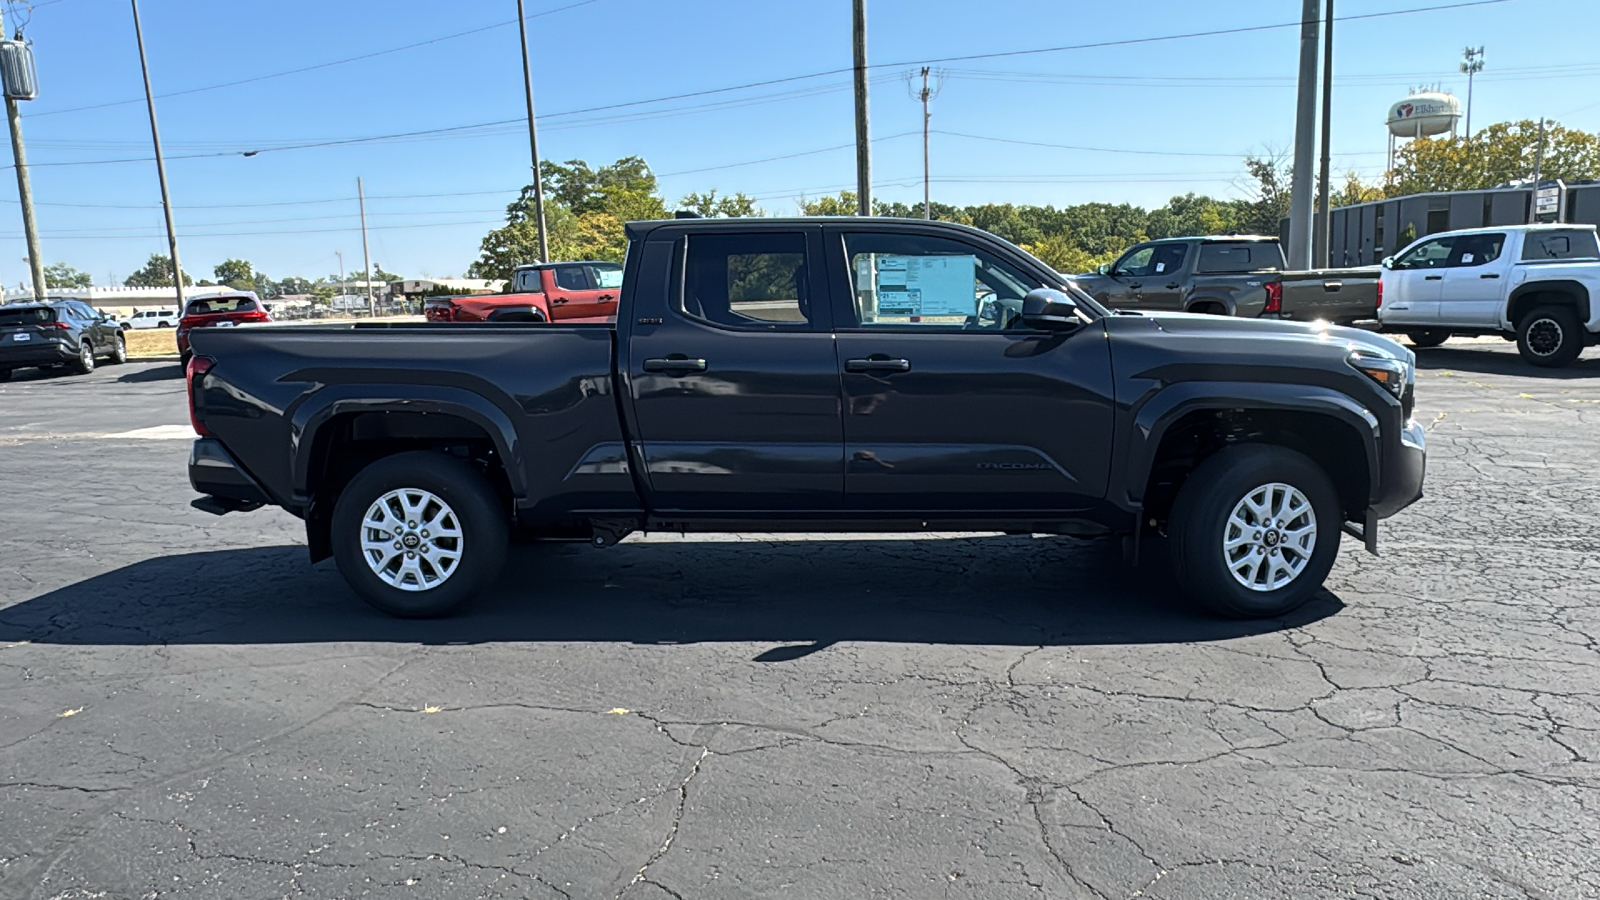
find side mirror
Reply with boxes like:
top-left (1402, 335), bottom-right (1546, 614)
top-left (1095, 263), bottom-right (1111, 276)
top-left (1020, 288), bottom-right (1081, 331)
top-left (1380, 256), bottom-right (1394, 270)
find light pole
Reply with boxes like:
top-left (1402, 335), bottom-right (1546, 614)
top-left (130, 0), bottom-right (184, 311)
top-left (1460, 46), bottom-right (1484, 140)
top-left (1, 6), bottom-right (47, 302)
top-left (852, 0), bottom-right (871, 216)
top-left (515, 0), bottom-right (549, 262)
top-left (1286, 0), bottom-right (1321, 270)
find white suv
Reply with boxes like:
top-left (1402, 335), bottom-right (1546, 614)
top-left (1379, 224), bottom-right (1600, 367)
top-left (120, 308), bottom-right (178, 330)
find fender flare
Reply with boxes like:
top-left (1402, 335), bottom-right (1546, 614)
top-left (1506, 279), bottom-right (1592, 329)
top-left (1115, 381), bottom-right (1381, 508)
top-left (288, 384), bottom-right (528, 505)
top-left (485, 305), bottom-right (548, 323)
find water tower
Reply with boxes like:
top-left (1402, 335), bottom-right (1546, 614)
top-left (1386, 88), bottom-right (1462, 172)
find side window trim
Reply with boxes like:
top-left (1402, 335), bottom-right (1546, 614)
top-left (666, 228), bottom-right (830, 334)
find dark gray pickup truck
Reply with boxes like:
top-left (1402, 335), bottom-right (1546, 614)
top-left (1073, 235), bottom-right (1382, 324)
top-left (186, 217), bottom-right (1425, 621)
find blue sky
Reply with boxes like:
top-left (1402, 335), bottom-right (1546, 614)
top-left (0, 0), bottom-right (1594, 286)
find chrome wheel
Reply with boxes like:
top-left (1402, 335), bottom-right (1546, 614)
top-left (1525, 318), bottom-right (1563, 357)
top-left (78, 342), bottom-right (95, 372)
top-left (1222, 482), bottom-right (1317, 592)
top-left (359, 488), bottom-right (464, 592)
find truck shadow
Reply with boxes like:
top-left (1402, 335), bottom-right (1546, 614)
top-left (0, 536), bottom-right (1340, 653)
top-left (1414, 345), bottom-right (1600, 379)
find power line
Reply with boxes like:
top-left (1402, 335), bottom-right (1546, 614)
top-left (28, 0), bottom-right (610, 119)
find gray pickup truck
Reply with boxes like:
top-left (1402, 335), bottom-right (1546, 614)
top-left (1073, 235), bottom-right (1381, 324)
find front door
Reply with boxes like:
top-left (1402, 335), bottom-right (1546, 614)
top-left (825, 226), bottom-right (1116, 514)
top-left (1382, 235), bottom-right (1453, 325)
top-left (626, 227), bottom-right (842, 511)
top-left (1438, 232), bottom-right (1507, 328)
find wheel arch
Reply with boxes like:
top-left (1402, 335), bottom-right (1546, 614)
top-left (1507, 280), bottom-right (1591, 327)
top-left (484, 306), bottom-right (547, 323)
top-left (1184, 294), bottom-right (1235, 316)
top-left (1121, 383), bottom-right (1379, 527)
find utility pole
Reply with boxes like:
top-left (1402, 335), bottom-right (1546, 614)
top-left (1528, 117), bottom-right (1547, 224)
top-left (909, 67), bottom-right (944, 219)
top-left (1, 7), bottom-right (46, 302)
top-left (1460, 46), bottom-right (1484, 140)
top-left (851, 0), bottom-right (871, 216)
top-left (515, 0), bottom-right (549, 261)
top-left (130, 0), bottom-right (184, 310)
top-left (336, 250), bottom-right (344, 304)
top-left (1286, 0), bottom-right (1320, 270)
top-left (358, 177), bottom-right (374, 316)
top-left (1314, 0), bottom-right (1334, 268)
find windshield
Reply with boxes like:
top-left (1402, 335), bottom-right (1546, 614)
top-left (0, 307), bottom-right (54, 326)
top-left (186, 296), bottom-right (257, 315)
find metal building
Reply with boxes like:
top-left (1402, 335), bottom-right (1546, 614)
top-left (1327, 182), bottom-right (1600, 266)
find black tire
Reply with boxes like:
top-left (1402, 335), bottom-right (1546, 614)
top-left (331, 451), bottom-right (508, 618)
top-left (1406, 329), bottom-right (1451, 348)
top-left (107, 333), bottom-right (127, 365)
top-left (1169, 445), bottom-right (1341, 619)
top-left (1517, 305), bottom-right (1583, 368)
top-left (71, 340), bottom-right (95, 374)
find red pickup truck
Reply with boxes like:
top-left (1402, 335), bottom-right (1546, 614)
top-left (424, 261), bottom-right (622, 323)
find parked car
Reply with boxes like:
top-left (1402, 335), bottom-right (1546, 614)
top-left (120, 308), bottom-right (178, 330)
top-left (0, 299), bottom-right (127, 380)
top-left (187, 217), bottom-right (1425, 622)
top-left (424, 261), bottom-right (622, 323)
top-left (1378, 224), bottom-right (1600, 366)
top-left (1072, 235), bottom-right (1382, 324)
top-left (176, 292), bottom-right (270, 363)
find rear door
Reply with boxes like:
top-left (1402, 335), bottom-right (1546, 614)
top-left (547, 263), bottom-right (620, 320)
top-left (1438, 232), bottom-right (1508, 327)
top-left (625, 226), bottom-right (843, 511)
top-left (1382, 235), bottom-right (1454, 325)
top-left (824, 224), bottom-right (1115, 514)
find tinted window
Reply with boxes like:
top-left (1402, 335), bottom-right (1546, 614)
top-left (1521, 229), bottom-right (1600, 261)
top-left (1392, 237), bottom-right (1454, 270)
top-left (185, 296), bottom-right (257, 315)
top-left (1449, 233), bottom-right (1505, 267)
top-left (1197, 242), bottom-right (1282, 273)
top-left (553, 266), bottom-right (590, 291)
top-left (843, 232), bottom-right (1041, 330)
top-left (676, 233), bottom-right (810, 328)
top-left (0, 307), bottom-right (53, 326)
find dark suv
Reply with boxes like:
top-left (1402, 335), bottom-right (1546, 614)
top-left (0, 299), bottom-right (127, 381)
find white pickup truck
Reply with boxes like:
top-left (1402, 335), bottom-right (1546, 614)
top-left (1378, 223), bottom-right (1600, 367)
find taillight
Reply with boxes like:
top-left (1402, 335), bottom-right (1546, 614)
top-left (186, 355), bottom-right (216, 437)
top-left (43, 321), bottom-right (69, 330)
top-left (235, 310), bottom-right (269, 323)
top-left (1263, 281), bottom-right (1282, 315)
top-left (1375, 278), bottom-right (1383, 309)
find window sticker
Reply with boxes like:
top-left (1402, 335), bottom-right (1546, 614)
top-left (1461, 252), bottom-right (1474, 263)
top-left (1155, 262), bottom-right (1166, 273)
top-left (873, 254), bottom-right (976, 317)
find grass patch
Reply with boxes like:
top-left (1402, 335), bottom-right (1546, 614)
top-left (124, 328), bottom-right (177, 358)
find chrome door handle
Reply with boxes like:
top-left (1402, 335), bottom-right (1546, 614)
top-left (642, 357), bottom-right (707, 373)
top-left (845, 357), bottom-right (911, 374)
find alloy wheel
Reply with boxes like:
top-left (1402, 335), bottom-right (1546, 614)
top-left (359, 488), bottom-right (464, 591)
top-left (1222, 482), bottom-right (1317, 592)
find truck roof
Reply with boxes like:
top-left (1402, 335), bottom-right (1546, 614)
top-left (1422, 223), bottom-right (1598, 238)
top-left (511, 260), bottom-right (620, 272)
top-left (1140, 234), bottom-right (1281, 244)
top-left (625, 216), bottom-right (1031, 242)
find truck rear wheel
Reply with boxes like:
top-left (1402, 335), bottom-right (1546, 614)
top-left (1168, 445), bottom-right (1340, 619)
top-left (330, 451), bottom-right (508, 618)
top-left (1517, 306), bottom-right (1583, 368)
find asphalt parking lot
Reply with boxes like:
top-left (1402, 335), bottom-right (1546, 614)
top-left (2, 341), bottom-right (1599, 900)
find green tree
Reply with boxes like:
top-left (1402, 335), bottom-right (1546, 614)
top-left (1332, 171), bottom-right (1387, 208)
top-left (797, 191), bottom-right (858, 216)
top-left (1390, 120), bottom-right (1600, 194)
top-left (213, 259), bottom-right (256, 291)
top-left (123, 254), bottom-right (192, 288)
top-left (42, 262), bottom-right (92, 289)
top-left (543, 156), bottom-right (658, 215)
top-left (1146, 193), bottom-right (1241, 239)
top-left (278, 276), bottom-right (315, 295)
top-left (1236, 153), bottom-right (1294, 236)
top-left (1022, 231), bottom-right (1118, 275)
top-left (680, 189), bottom-right (761, 217)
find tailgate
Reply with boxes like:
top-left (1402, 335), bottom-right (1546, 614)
top-left (1277, 268), bottom-right (1381, 323)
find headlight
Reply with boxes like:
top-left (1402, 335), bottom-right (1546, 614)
top-left (1347, 349), bottom-right (1410, 400)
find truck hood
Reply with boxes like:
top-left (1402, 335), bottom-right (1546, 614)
top-left (1103, 309), bottom-right (1416, 387)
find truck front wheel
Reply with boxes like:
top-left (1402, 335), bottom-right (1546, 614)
top-left (330, 451), bottom-right (508, 618)
top-left (1517, 306), bottom-right (1583, 367)
top-left (1406, 329), bottom-right (1451, 348)
top-left (1168, 445), bottom-right (1340, 619)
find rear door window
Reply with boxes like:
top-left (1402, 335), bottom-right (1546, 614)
top-left (1521, 229), bottom-right (1600, 261)
top-left (552, 266), bottom-right (592, 291)
top-left (674, 232), bottom-right (814, 329)
top-left (1448, 233), bottom-right (1506, 267)
top-left (1197, 242), bottom-right (1281, 273)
